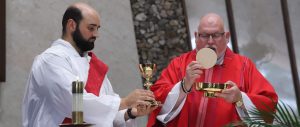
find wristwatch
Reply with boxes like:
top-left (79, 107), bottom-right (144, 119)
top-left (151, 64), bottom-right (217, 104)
top-left (236, 99), bottom-right (243, 107)
top-left (127, 108), bottom-right (136, 119)
top-left (235, 94), bottom-right (243, 107)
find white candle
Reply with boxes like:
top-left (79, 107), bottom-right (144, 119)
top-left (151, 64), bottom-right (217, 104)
top-left (72, 77), bottom-right (83, 124)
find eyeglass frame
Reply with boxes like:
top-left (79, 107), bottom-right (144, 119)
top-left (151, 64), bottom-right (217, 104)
top-left (197, 32), bottom-right (225, 41)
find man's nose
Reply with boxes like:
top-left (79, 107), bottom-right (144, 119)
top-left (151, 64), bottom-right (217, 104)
top-left (93, 31), bottom-right (99, 38)
top-left (207, 35), bottom-right (214, 44)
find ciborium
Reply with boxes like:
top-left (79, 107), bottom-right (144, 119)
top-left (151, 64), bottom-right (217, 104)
top-left (194, 47), bottom-right (228, 97)
top-left (139, 63), bottom-right (160, 106)
top-left (195, 82), bottom-right (228, 97)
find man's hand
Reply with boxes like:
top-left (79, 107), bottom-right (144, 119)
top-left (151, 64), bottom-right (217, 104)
top-left (132, 104), bottom-right (159, 117)
top-left (120, 89), bottom-right (155, 110)
top-left (124, 104), bottom-right (159, 121)
top-left (184, 61), bottom-right (204, 90)
top-left (215, 81), bottom-right (242, 103)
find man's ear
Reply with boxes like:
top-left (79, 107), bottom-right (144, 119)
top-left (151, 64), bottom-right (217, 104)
top-left (67, 19), bottom-right (77, 32)
top-left (194, 31), bottom-right (198, 37)
top-left (225, 32), bottom-right (231, 44)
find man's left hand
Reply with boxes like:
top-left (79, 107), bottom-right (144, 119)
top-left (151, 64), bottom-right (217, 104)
top-left (131, 104), bottom-right (159, 117)
top-left (215, 80), bottom-right (242, 103)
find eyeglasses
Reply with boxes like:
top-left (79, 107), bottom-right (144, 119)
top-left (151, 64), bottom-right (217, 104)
top-left (198, 32), bottom-right (225, 41)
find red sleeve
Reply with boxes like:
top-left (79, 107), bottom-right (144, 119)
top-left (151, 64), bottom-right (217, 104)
top-left (147, 56), bottom-right (186, 127)
top-left (151, 58), bottom-right (182, 103)
top-left (244, 58), bottom-right (278, 122)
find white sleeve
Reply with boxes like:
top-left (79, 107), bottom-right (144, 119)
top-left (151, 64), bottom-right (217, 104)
top-left (34, 54), bottom-right (122, 127)
top-left (236, 92), bottom-right (257, 121)
top-left (100, 76), bottom-right (137, 127)
top-left (157, 81), bottom-right (187, 124)
top-left (83, 76), bottom-right (125, 127)
top-left (113, 109), bottom-right (137, 127)
top-left (82, 91), bottom-right (121, 127)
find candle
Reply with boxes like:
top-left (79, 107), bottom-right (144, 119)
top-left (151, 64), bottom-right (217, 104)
top-left (72, 77), bottom-right (84, 124)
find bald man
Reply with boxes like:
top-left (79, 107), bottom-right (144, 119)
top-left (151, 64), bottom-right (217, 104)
top-left (147, 13), bottom-right (278, 127)
top-left (22, 3), bottom-right (157, 127)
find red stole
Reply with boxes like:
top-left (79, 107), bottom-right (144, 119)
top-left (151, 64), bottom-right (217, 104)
top-left (147, 48), bottom-right (278, 127)
top-left (62, 52), bottom-right (108, 123)
top-left (85, 52), bottom-right (108, 96)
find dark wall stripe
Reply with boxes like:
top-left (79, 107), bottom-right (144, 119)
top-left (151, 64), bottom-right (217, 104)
top-left (0, 0), bottom-right (5, 82)
top-left (225, 0), bottom-right (239, 54)
top-left (281, 0), bottom-right (300, 113)
top-left (181, 0), bottom-right (192, 50)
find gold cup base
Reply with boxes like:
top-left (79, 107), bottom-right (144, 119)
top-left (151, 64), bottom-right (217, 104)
top-left (72, 111), bottom-right (83, 124)
top-left (195, 82), bottom-right (228, 97)
top-left (59, 112), bottom-right (94, 127)
top-left (150, 101), bottom-right (161, 107)
top-left (59, 123), bottom-right (94, 127)
top-left (204, 91), bottom-right (216, 97)
top-left (146, 100), bottom-right (161, 106)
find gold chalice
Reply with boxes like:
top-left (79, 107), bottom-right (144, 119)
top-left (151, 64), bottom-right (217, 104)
top-left (195, 82), bottom-right (228, 97)
top-left (139, 63), bottom-right (161, 106)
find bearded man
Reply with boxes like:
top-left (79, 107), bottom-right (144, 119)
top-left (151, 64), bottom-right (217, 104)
top-left (22, 2), bottom-right (157, 127)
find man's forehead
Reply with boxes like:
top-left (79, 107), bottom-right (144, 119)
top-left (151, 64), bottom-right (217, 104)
top-left (200, 18), bottom-right (222, 27)
top-left (80, 17), bottom-right (100, 27)
top-left (206, 17), bottom-right (218, 25)
top-left (80, 11), bottom-right (100, 26)
top-left (198, 27), bottom-right (223, 34)
top-left (198, 22), bottom-right (223, 31)
top-left (198, 19), bottom-right (224, 32)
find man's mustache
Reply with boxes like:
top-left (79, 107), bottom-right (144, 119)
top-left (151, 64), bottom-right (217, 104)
top-left (208, 47), bottom-right (216, 52)
top-left (88, 37), bottom-right (96, 42)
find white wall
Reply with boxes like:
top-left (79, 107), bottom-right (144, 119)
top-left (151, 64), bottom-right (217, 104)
top-left (0, 0), bottom-right (145, 126)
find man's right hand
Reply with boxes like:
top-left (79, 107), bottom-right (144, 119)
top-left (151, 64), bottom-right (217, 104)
top-left (120, 89), bottom-right (155, 110)
top-left (184, 61), bottom-right (204, 90)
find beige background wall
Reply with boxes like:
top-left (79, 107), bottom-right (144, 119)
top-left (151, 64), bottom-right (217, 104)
top-left (0, 0), bottom-right (145, 126)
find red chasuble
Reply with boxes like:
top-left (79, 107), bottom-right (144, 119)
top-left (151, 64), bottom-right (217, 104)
top-left (62, 52), bottom-right (108, 123)
top-left (147, 48), bottom-right (278, 127)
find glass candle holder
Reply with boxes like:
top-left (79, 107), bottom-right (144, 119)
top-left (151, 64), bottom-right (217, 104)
top-left (72, 80), bottom-right (84, 124)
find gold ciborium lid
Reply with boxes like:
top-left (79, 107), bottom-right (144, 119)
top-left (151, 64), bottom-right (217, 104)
top-left (195, 82), bottom-right (228, 97)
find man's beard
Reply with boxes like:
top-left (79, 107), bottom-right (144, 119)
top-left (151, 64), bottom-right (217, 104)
top-left (72, 26), bottom-right (96, 52)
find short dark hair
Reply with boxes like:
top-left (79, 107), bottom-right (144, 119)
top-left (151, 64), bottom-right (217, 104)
top-left (62, 6), bottom-right (83, 36)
